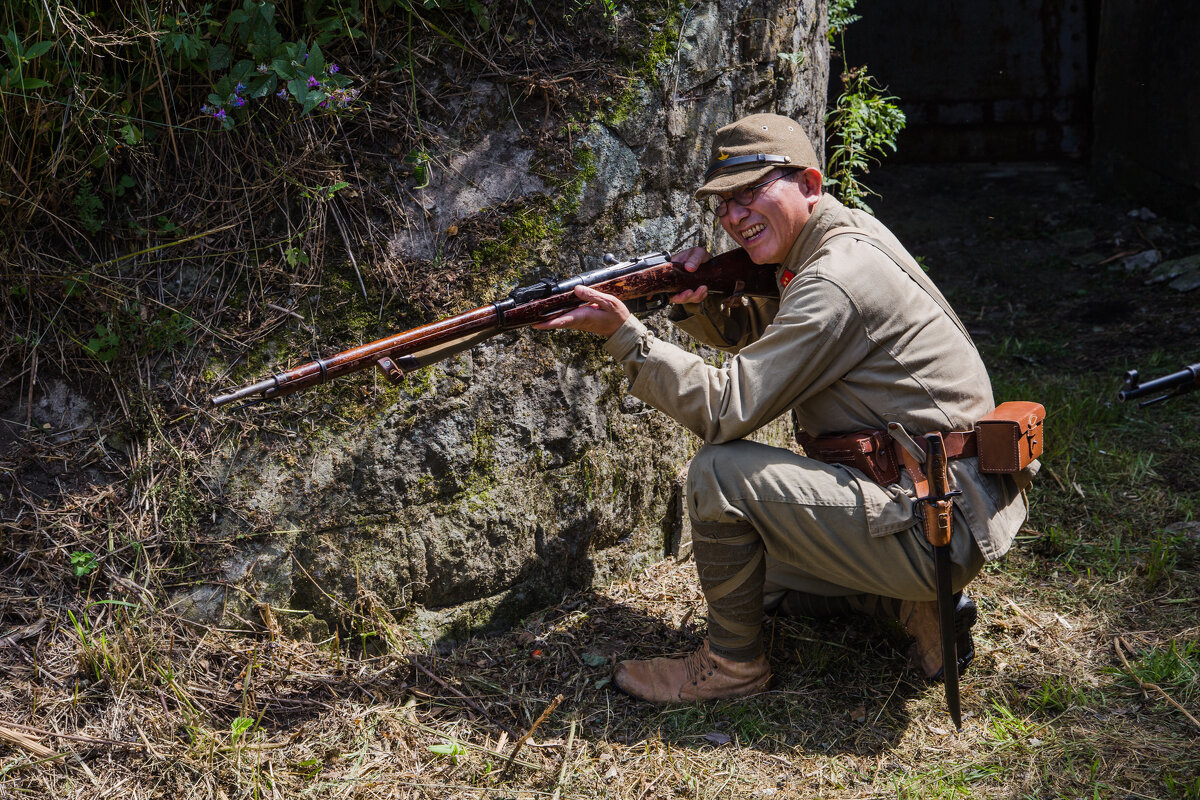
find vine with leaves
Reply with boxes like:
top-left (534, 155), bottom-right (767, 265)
top-left (824, 0), bottom-right (907, 213)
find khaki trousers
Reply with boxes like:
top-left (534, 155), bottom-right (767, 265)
top-left (686, 440), bottom-right (985, 608)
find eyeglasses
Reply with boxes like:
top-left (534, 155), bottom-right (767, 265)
top-left (707, 171), bottom-right (791, 217)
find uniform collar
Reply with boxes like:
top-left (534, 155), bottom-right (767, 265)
top-left (778, 194), bottom-right (853, 278)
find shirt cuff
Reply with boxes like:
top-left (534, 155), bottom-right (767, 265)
top-left (602, 315), bottom-right (652, 379)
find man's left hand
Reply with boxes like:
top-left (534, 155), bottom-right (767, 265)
top-left (531, 284), bottom-right (630, 338)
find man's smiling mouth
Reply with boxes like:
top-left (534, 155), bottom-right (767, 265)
top-left (741, 223), bottom-right (766, 241)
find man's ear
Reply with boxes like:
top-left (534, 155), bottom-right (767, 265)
top-left (799, 167), bottom-right (823, 198)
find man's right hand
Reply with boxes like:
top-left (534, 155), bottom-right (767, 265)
top-left (669, 246), bottom-right (711, 305)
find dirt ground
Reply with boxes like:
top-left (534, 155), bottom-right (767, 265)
top-left (872, 160), bottom-right (1198, 372)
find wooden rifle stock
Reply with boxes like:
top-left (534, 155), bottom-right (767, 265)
top-left (211, 248), bottom-right (777, 407)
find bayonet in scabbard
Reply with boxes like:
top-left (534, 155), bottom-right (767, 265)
top-left (921, 432), bottom-right (965, 730)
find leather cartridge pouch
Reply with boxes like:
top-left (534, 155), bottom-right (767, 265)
top-left (975, 401), bottom-right (1045, 473)
top-left (798, 429), bottom-right (901, 485)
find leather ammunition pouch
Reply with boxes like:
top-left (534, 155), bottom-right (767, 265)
top-left (799, 401), bottom-right (1044, 484)
top-left (975, 401), bottom-right (1045, 473)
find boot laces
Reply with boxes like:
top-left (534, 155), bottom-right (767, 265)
top-left (683, 644), bottom-right (718, 685)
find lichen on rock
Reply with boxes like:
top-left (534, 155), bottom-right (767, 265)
top-left (184, 0), bottom-right (831, 640)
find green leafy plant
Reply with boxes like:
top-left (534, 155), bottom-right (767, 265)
top-left (827, 0), bottom-right (862, 39)
top-left (825, 66), bottom-right (907, 212)
top-left (404, 149), bottom-right (431, 189)
top-left (85, 323), bottom-right (121, 363)
top-left (1, 28), bottom-right (53, 90)
top-left (69, 551), bottom-right (98, 577)
top-left (107, 174), bottom-right (136, 199)
top-left (428, 739), bottom-right (467, 762)
top-left (824, 0), bottom-right (906, 212)
top-left (284, 246), bottom-right (309, 267)
top-left (231, 716), bottom-right (254, 744)
top-left (199, 2), bottom-right (360, 129)
top-left (158, 5), bottom-right (215, 68)
top-left (74, 177), bottom-right (105, 234)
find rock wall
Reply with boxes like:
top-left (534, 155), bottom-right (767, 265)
top-left (179, 0), bottom-right (829, 638)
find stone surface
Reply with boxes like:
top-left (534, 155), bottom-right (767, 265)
top-left (175, 0), bottom-right (831, 639)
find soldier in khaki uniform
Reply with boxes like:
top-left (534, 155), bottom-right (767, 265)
top-left (535, 113), bottom-right (1033, 703)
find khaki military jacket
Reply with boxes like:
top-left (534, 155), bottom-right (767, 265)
top-left (603, 194), bottom-right (1030, 562)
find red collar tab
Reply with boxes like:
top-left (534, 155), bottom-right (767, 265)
top-left (780, 269), bottom-right (796, 287)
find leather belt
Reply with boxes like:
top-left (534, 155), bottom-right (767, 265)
top-left (939, 430), bottom-right (977, 460)
top-left (798, 427), bottom-right (977, 486)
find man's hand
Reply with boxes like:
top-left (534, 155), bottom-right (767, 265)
top-left (669, 246), bottom-right (710, 304)
top-left (531, 284), bottom-right (630, 338)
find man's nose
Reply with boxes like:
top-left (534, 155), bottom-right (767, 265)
top-left (726, 201), bottom-right (751, 223)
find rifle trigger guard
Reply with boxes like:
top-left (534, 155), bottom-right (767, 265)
top-left (376, 356), bottom-right (406, 384)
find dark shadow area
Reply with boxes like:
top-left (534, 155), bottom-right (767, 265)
top-left (868, 161), bottom-right (1198, 376)
top-left (401, 587), bottom-right (926, 760)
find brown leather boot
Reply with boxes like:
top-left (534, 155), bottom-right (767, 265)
top-left (613, 639), bottom-right (772, 703)
top-left (899, 594), bottom-right (977, 680)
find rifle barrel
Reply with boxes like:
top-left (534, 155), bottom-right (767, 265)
top-left (210, 248), bottom-right (776, 407)
top-left (1119, 363), bottom-right (1200, 403)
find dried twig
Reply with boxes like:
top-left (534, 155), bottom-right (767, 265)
top-left (1114, 637), bottom-right (1200, 731)
top-left (0, 720), bottom-right (145, 750)
top-left (408, 655), bottom-right (516, 737)
top-left (0, 723), bottom-right (57, 759)
top-left (1003, 595), bottom-right (1049, 632)
top-left (550, 716), bottom-right (577, 800)
top-left (504, 693), bottom-right (564, 772)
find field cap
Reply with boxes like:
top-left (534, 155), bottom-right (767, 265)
top-left (695, 113), bottom-right (820, 199)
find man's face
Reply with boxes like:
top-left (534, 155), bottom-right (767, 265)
top-left (717, 168), bottom-right (822, 265)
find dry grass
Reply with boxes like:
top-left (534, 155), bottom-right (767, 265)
top-left (2, 545), bottom-right (1198, 798)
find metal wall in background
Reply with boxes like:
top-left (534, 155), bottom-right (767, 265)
top-left (840, 0), bottom-right (1095, 161)
top-left (1090, 0), bottom-right (1200, 224)
top-left (843, 0), bottom-right (1199, 222)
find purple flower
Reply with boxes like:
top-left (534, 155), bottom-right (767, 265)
top-left (319, 100), bottom-right (328, 108)
top-left (213, 108), bottom-right (227, 120)
top-left (307, 76), bottom-right (320, 89)
top-left (200, 104), bottom-right (213, 115)
top-left (330, 87), bottom-right (360, 108)
top-left (257, 63), bottom-right (270, 74)
top-left (328, 63), bottom-right (339, 74)
top-left (235, 82), bottom-right (247, 95)
top-left (233, 96), bottom-right (246, 108)
top-left (276, 87), bottom-right (288, 99)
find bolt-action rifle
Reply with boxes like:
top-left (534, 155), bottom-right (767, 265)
top-left (211, 249), bottom-right (778, 407)
top-left (1118, 362), bottom-right (1200, 406)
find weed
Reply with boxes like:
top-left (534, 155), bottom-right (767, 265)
top-left (1027, 675), bottom-right (1087, 714)
top-left (894, 765), bottom-right (976, 799)
top-left (1164, 773), bottom-right (1200, 800)
top-left (84, 323), bottom-right (121, 363)
top-left (428, 739), bottom-right (467, 762)
top-left (68, 551), bottom-right (98, 577)
top-left (824, 0), bottom-right (907, 211)
top-left (825, 67), bottom-right (907, 212)
top-left (1122, 641), bottom-right (1200, 702)
top-left (1144, 534), bottom-right (1178, 587)
top-left (73, 177), bottom-right (105, 234)
top-left (828, 0), bottom-right (863, 36)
